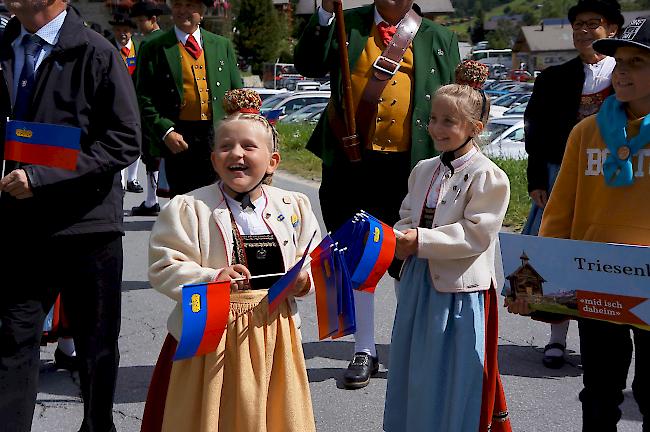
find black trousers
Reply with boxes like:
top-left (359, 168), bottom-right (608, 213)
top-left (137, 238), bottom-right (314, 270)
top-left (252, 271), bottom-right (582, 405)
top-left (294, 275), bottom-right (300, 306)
top-left (0, 233), bottom-right (123, 432)
top-left (164, 120), bottom-right (217, 196)
top-left (578, 319), bottom-right (650, 431)
top-left (319, 150), bottom-right (411, 232)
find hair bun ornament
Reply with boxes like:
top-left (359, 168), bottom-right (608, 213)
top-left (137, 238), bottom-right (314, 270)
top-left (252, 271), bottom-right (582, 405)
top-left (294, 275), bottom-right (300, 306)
top-left (455, 60), bottom-right (489, 89)
top-left (223, 89), bottom-right (262, 115)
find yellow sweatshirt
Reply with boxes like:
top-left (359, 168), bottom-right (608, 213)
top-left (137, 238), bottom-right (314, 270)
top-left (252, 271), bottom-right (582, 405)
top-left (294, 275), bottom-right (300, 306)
top-left (540, 114), bottom-right (649, 245)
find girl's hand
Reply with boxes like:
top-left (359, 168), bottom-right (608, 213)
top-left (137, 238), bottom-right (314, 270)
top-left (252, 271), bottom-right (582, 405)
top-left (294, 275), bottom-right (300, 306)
top-left (293, 270), bottom-right (311, 297)
top-left (217, 264), bottom-right (252, 291)
top-left (395, 229), bottom-right (418, 260)
top-left (504, 297), bottom-right (532, 315)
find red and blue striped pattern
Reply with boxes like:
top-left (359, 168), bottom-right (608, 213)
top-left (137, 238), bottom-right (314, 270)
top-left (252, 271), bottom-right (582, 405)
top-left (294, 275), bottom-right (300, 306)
top-left (312, 235), bottom-right (339, 339)
top-left (174, 280), bottom-right (230, 361)
top-left (350, 214), bottom-right (396, 293)
top-left (4, 120), bottom-right (81, 170)
top-left (268, 232), bottom-right (316, 313)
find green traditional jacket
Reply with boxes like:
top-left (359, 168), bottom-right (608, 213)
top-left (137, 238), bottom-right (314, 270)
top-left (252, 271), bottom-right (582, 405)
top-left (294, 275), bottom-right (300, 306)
top-left (294, 5), bottom-right (460, 168)
top-left (135, 27), bottom-right (242, 157)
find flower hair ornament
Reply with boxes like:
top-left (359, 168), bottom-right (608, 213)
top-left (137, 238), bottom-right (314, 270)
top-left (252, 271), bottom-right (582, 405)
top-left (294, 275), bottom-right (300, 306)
top-left (221, 89), bottom-right (280, 210)
top-left (440, 60), bottom-right (490, 176)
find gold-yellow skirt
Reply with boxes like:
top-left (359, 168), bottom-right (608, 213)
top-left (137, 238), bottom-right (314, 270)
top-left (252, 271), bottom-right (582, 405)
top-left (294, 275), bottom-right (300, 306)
top-left (161, 291), bottom-right (316, 432)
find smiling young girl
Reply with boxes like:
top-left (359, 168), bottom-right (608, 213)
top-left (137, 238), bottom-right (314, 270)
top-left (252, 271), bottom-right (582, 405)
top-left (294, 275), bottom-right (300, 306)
top-left (141, 89), bottom-right (319, 432)
top-left (383, 61), bottom-right (511, 432)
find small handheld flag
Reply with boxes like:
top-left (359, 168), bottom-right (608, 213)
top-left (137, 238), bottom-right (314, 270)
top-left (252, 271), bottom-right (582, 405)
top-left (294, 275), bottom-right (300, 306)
top-left (268, 232), bottom-right (316, 313)
top-left (350, 212), bottom-right (396, 292)
top-left (4, 120), bottom-right (81, 171)
top-left (311, 235), bottom-right (339, 339)
top-left (174, 280), bottom-right (230, 361)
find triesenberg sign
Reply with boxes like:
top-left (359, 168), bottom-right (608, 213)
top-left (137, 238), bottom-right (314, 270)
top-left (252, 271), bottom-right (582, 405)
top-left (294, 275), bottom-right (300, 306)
top-left (500, 233), bottom-right (650, 329)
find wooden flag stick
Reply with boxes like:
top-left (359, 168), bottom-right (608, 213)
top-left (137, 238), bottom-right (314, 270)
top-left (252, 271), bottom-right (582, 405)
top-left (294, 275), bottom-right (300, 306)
top-left (333, 0), bottom-right (362, 162)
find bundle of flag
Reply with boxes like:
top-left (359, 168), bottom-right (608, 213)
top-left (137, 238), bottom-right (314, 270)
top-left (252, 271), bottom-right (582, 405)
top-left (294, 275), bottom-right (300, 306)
top-left (4, 120), bottom-right (81, 171)
top-left (267, 232), bottom-right (316, 313)
top-left (174, 280), bottom-right (230, 361)
top-left (311, 211), bottom-right (396, 340)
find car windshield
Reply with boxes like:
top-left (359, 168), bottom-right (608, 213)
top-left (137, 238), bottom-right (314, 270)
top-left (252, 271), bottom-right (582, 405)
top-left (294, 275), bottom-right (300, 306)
top-left (261, 93), bottom-right (289, 109)
top-left (480, 122), bottom-right (511, 142)
top-left (504, 103), bottom-right (527, 116)
top-left (492, 94), bottom-right (520, 107)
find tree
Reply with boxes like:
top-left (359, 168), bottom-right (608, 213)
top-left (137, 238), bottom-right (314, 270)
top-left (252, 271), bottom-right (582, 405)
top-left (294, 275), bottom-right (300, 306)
top-left (233, 0), bottom-right (285, 75)
top-left (487, 19), bottom-right (518, 49)
top-left (470, 8), bottom-right (486, 44)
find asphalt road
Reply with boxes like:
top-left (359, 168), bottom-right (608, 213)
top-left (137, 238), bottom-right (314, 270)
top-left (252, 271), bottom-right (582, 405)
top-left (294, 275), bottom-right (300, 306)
top-left (32, 170), bottom-right (642, 432)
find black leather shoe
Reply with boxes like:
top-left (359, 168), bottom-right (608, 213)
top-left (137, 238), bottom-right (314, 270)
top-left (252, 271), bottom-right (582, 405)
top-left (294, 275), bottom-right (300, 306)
top-left (126, 180), bottom-right (143, 193)
top-left (54, 348), bottom-right (79, 372)
top-left (131, 201), bottom-right (160, 216)
top-left (542, 343), bottom-right (566, 369)
top-left (342, 352), bottom-right (379, 389)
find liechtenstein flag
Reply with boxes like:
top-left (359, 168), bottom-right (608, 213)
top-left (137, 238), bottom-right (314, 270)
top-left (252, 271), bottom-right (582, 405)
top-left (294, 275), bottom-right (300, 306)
top-left (311, 235), bottom-right (339, 339)
top-left (350, 212), bottom-right (396, 293)
top-left (268, 232), bottom-right (316, 313)
top-left (174, 280), bottom-right (231, 361)
top-left (4, 120), bottom-right (81, 171)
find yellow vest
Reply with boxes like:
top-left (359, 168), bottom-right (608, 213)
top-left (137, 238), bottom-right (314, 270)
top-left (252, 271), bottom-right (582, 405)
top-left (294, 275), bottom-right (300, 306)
top-left (179, 42), bottom-right (212, 122)
top-left (350, 25), bottom-right (414, 152)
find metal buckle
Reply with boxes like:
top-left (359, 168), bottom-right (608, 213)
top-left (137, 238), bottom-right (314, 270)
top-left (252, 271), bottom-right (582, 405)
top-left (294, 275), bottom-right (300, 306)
top-left (373, 55), bottom-right (401, 76)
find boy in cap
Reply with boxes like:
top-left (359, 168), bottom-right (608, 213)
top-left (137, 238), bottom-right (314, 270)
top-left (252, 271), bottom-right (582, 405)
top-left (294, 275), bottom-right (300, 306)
top-left (130, 1), bottom-right (171, 215)
top-left (511, 16), bottom-right (650, 431)
top-left (111, 12), bottom-right (145, 193)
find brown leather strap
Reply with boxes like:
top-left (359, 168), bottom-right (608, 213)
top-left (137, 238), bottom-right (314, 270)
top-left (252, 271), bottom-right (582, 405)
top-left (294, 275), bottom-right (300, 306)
top-left (356, 9), bottom-right (422, 148)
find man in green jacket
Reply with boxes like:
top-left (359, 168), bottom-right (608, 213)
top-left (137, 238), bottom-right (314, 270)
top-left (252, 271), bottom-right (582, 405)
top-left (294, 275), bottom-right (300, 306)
top-left (130, 0), bottom-right (170, 215)
top-left (295, 0), bottom-right (459, 389)
top-left (136, 0), bottom-right (242, 196)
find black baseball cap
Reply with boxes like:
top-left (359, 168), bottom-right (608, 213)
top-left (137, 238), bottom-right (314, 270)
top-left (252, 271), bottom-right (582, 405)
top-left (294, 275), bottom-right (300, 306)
top-left (593, 16), bottom-right (650, 56)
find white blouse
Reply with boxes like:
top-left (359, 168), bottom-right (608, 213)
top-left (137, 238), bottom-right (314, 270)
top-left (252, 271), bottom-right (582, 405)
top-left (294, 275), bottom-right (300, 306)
top-left (425, 147), bottom-right (479, 208)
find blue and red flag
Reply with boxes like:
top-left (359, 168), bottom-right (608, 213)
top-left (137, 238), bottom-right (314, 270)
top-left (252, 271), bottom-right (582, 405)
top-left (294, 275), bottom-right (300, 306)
top-left (332, 248), bottom-right (356, 339)
top-left (263, 109), bottom-right (283, 125)
top-left (4, 120), bottom-right (81, 171)
top-left (268, 232), bottom-right (316, 313)
top-left (311, 235), bottom-right (339, 339)
top-left (174, 280), bottom-right (230, 361)
top-left (350, 212), bottom-right (396, 293)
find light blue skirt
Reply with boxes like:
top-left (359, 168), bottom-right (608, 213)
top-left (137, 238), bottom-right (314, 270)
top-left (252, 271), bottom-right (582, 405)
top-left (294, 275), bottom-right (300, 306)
top-left (521, 163), bottom-right (561, 235)
top-left (384, 257), bottom-right (486, 432)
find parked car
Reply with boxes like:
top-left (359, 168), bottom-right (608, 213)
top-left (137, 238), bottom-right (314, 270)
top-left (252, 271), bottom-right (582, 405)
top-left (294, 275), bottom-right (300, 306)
top-left (508, 69), bottom-right (532, 82)
top-left (260, 91), bottom-right (331, 119)
top-left (489, 93), bottom-right (531, 118)
top-left (294, 81), bottom-right (321, 91)
top-left (500, 101), bottom-right (528, 118)
top-left (480, 117), bottom-right (526, 159)
top-left (245, 87), bottom-right (287, 102)
top-left (279, 103), bottom-right (327, 123)
top-left (485, 81), bottom-right (533, 97)
top-left (319, 81), bottom-right (331, 91)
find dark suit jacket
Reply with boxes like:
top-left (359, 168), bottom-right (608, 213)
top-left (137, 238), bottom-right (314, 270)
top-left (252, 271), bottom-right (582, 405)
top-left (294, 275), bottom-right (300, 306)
top-left (0, 8), bottom-right (141, 237)
top-left (135, 27), bottom-right (242, 157)
top-left (524, 56), bottom-right (586, 192)
top-left (294, 5), bottom-right (460, 168)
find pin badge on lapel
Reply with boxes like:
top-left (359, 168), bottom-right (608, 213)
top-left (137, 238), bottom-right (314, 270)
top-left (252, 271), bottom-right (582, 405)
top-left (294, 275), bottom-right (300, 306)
top-left (291, 214), bottom-right (299, 227)
top-left (277, 214), bottom-right (285, 222)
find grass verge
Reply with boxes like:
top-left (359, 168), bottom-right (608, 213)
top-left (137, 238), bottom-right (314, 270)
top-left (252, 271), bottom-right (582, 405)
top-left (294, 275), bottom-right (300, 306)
top-left (277, 123), bottom-right (528, 230)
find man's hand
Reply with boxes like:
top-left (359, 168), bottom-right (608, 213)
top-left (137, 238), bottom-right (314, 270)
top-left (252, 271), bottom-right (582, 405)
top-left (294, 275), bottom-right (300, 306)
top-left (321, 0), bottom-right (335, 13)
top-left (0, 169), bottom-right (33, 199)
top-left (293, 270), bottom-right (311, 297)
top-left (217, 264), bottom-right (252, 292)
top-left (529, 189), bottom-right (548, 209)
top-left (164, 131), bottom-right (189, 154)
top-left (395, 228), bottom-right (418, 260)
